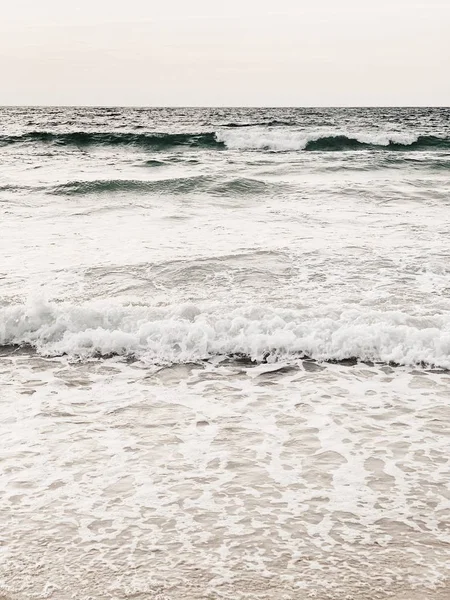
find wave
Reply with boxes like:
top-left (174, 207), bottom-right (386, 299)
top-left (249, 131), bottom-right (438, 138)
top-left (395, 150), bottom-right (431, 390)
top-left (51, 176), bottom-right (275, 196)
top-left (223, 120), bottom-right (295, 128)
top-left (0, 131), bottom-right (222, 149)
top-left (211, 177), bottom-right (272, 196)
top-left (382, 156), bottom-right (450, 171)
top-left (0, 183), bottom-right (46, 194)
top-left (0, 184), bottom-right (25, 192)
top-left (2, 129), bottom-right (450, 152)
top-left (1, 300), bottom-right (449, 369)
top-left (306, 135), bottom-right (447, 151)
top-left (142, 159), bottom-right (166, 167)
top-left (51, 177), bottom-right (211, 195)
top-left (216, 131), bottom-right (450, 152)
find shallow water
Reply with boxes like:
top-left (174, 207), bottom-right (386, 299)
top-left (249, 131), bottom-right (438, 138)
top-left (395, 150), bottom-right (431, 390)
top-left (1, 107), bottom-right (449, 599)
top-left (1, 355), bottom-right (449, 599)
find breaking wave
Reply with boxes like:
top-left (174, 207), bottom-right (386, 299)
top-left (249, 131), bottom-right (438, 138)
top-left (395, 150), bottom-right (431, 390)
top-left (1, 300), bottom-right (449, 369)
top-left (215, 131), bottom-right (450, 152)
top-left (1, 130), bottom-right (450, 152)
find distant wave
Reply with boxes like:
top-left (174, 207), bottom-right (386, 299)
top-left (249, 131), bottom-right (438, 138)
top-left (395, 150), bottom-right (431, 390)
top-left (142, 159), bottom-right (166, 167)
top-left (210, 177), bottom-right (272, 196)
top-left (223, 120), bottom-right (295, 128)
top-left (216, 131), bottom-right (450, 152)
top-left (51, 177), bottom-right (210, 195)
top-left (1, 129), bottom-right (450, 152)
top-left (382, 156), bottom-right (450, 171)
top-left (0, 184), bottom-right (24, 192)
top-left (0, 131), bottom-right (222, 149)
top-left (1, 300), bottom-right (449, 369)
top-left (306, 135), bottom-right (445, 151)
top-left (51, 176), bottom-right (275, 196)
top-left (0, 184), bottom-right (45, 193)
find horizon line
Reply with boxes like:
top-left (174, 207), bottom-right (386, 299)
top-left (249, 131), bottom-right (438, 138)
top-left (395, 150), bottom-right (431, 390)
top-left (1, 104), bottom-right (449, 109)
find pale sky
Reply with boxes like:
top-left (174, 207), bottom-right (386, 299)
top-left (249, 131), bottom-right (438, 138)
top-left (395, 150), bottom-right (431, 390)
top-left (0, 0), bottom-right (449, 106)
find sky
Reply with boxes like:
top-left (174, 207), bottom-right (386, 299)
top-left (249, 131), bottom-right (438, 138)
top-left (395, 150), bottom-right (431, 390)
top-left (0, 0), bottom-right (449, 106)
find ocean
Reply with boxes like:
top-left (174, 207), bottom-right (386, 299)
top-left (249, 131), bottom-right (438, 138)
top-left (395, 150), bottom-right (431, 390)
top-left (1, 107), bottom-right (449, 600)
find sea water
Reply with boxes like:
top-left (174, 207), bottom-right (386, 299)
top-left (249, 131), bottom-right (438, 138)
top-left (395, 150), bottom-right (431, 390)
top-left (1, 107), bottom-right (449, 599)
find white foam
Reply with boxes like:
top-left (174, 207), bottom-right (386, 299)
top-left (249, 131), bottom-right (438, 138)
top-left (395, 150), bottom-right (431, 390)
top-left (1, 299), bottom-right (449, 368)
top-left (215, 129), bottom-right (420, 151)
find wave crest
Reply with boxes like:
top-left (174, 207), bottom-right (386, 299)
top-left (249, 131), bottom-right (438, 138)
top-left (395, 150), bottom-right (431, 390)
top-left (216, 130), bottom-right (449, 152)
top-left (1, 300), bottom-right (449, 369)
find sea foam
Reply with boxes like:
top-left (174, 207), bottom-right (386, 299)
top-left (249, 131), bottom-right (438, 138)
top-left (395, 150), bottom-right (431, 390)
top-left (1, 299), bottom-right (449, 368)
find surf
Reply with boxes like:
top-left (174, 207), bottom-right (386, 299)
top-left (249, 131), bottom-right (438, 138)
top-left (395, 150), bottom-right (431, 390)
top-left (1, 299), bottom-right (449, 369)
